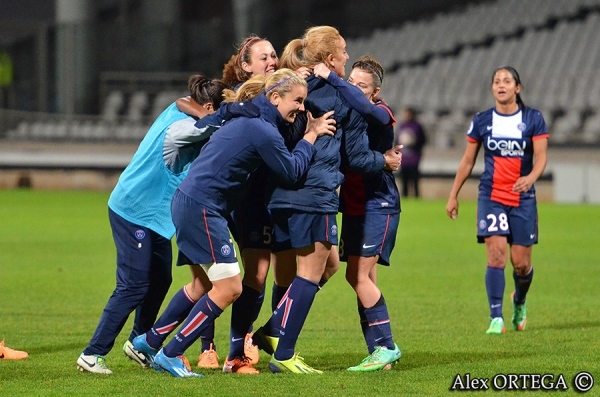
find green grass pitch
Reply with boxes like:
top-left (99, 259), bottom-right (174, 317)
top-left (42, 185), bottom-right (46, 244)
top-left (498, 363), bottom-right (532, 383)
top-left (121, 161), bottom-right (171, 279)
top-left (0, 189), bottom-right (598, 396)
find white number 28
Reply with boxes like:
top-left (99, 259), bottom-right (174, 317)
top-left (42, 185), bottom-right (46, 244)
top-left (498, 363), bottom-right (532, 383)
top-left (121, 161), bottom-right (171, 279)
top-left (486, 213), bottom-right (509, 232)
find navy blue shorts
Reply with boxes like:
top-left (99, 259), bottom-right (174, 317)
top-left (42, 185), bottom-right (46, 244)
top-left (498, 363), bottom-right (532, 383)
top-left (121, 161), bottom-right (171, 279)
top-left (232, 201), bottom-right (272, 251)
top-left (171, 189), bottom-right (237, 265)
top-left (339, 213), bottom-right (399, 266)
top-left (477, 197), bottom-right (538, 246)
top-left (270, 209), bottom-right (338, 252)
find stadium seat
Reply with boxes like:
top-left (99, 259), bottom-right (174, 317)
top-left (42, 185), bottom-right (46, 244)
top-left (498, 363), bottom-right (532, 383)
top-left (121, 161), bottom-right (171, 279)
top-left (101, 90), bottom-right (125, 123)
top-left (126, 91), bottom-right (149, 124)
top-left (581, 112), bottom-right (600, 143)
top-left (551, 110), bottom-right (582, 143)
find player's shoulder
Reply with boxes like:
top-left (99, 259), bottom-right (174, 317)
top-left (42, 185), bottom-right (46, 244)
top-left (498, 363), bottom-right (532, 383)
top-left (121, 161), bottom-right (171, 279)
top-left (473, 107), bottom-right (494, 121)
top-left (521, 105), bottom-right (545, 120)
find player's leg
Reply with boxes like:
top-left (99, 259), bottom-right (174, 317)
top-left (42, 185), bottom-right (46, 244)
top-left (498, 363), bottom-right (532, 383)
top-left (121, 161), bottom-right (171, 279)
top-left (509, 245), bottom-right (532, 331)
top-left (224, 247), bottom-right (270, 372)
top-left (134, 264), bottom-right (210, 369)
top-left (124, 231), bottom-right (173, 367)
top-left (78, 209), bottom-right (155, 374)
top-left (156, 264), bottom-right (242, 377)
top-left (508, 200), bottom-right (536, 330)
top-left (478, 199), bottom-right (510, 334)
top-left (268, 241), bottom-right (330, 374)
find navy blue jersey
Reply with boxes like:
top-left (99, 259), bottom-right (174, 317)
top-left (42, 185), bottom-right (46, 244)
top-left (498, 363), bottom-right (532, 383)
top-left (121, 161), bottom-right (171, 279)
top-left (268, 75), bottom-right (386, 214)
top-left (177, 94), bottom-right (316, 215)
top-left (467, 106), bottom-right (549, 207)
top-left (339, 100), bottom-right (400, 216)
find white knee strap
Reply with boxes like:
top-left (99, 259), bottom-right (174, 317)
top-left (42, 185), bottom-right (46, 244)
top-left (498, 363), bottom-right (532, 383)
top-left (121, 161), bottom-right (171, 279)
top-left (201, 261), bottom-right (241, 281)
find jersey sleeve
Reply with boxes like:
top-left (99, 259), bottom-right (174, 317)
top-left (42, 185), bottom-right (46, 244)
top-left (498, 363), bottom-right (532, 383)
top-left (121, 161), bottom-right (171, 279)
top-left (326, 73), bottom-right (393, 127)
top-left (532, 109), bottom-right (550, 141)
top-left (466, 113), bottom-right (482, 143)
top-left (253, 123), bottom-right (317, 185)
top-left (342, 109), bottom-right (386, 173)
top-left (163, 118), bottom-right (218, 173)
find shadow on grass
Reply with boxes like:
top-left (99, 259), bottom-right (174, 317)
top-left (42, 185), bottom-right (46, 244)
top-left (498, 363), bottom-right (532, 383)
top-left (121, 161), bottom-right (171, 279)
top-left (533, 320), bottom-right (600, 330)
top-left (318, 350), bottom-right (523, 372)
top-left (391, 351), bottom-right (523, 371)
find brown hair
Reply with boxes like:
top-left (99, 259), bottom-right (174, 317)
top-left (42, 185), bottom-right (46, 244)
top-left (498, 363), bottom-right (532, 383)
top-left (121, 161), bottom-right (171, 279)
top-left (221, 35), bottom-right (270, 89)
top-left (351, 55), bottom-right (385, 102)
top-left (187, 75), bottom-right (227, 109)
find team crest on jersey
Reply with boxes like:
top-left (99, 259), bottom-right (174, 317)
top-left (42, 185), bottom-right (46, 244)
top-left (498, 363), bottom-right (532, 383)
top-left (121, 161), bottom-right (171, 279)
top-left (249, 231), bottom-right (260, 242)
top-left (135, 230), bottom-right (145, 240)
top-left (478, 220), bottom-right (487, 230)
top-left (221, 244), bottom-right (232, 256)
top-left (331, 225), bottom-right (338, 236)
top-left (517, 122), bottom-right (526, 131)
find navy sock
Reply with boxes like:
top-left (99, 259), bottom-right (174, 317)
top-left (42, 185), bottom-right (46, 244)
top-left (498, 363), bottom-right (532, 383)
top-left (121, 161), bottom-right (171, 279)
top-left (364, 295), bottom-right (394, 350)
top-left (273, 276), bottom-right (319, 361)
top-left (263, 283), bottom-right (289, 337)
top-left (162, 295), bottom-right (222, 358)
top-left (485, 266), bottom-right (505, 318)
top-left (513, 267), bottom-right (534, 305)
top-left (358, 305), bottom-right (376, 353)
top-left (229, 284), bottom-right (261, 358)
top-left (147, 287), bottom-right (196, 350)
top-left (200, 324), bottom-right (216, 352)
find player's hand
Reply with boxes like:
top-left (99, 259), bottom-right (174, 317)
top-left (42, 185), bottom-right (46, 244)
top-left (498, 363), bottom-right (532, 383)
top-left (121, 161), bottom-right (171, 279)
top-left (305, 110), bottom-right (336, 138)
top-left (383, 145), bottom-right (402, 171)
top-left (296, 67), bottom-right (312, 79)
top-left (313, 63), bottom-right (331, 80)
top-left (512, 175), bottom-right (534, 193)
top-left (446, 198), bottom-right (459, 219)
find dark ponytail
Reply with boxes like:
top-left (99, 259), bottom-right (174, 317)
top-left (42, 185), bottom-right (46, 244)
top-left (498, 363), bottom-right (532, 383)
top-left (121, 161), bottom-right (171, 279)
top-left (188, 75), bottom-right (227, 110)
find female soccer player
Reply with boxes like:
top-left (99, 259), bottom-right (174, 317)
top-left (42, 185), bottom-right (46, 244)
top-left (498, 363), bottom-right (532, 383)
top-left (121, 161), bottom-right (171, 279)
top-left (132, 68), bottom-right (335, 377)
top-left (76, 75), bottom-right (228, 375)
top-left (446, 66), bottom-right (549, 334)
top-left (177, 35), bottom-right (314, 372)
top-left (177, 35), bottom-right (278, 370)
top-left (314, 55), bottom-right (402, 371)
top-left (256, 26), bottom-right (402, 374)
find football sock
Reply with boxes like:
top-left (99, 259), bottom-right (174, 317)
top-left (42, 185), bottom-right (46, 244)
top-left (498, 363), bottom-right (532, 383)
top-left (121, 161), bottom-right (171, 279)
top-left (358, 304), bottom-right (374, 353)
top-left (200, 324), bottom-right (216, 352)
top-left (162, 294), bottom-right (222, 358)
top-left (485, 266), bottom-right (505, 318)
top-left (147, 287), bottom-right (196, 349)
top-left (262, 283), bottom-right (289, 337)
top-left (364, 295), bottom-right (394, 350)
top-left (271, 283), bottom-right (288, 312)
top-left (273, 276), bottom-right (319, 361)
top-left (229, 283), bottom-right (261, 358)
top-left (513, 267), bottom-right (534, 305)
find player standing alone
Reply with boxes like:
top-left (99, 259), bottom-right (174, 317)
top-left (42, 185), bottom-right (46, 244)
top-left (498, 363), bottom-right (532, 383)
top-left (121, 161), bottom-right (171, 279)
top-left (446, 66), bottom-right (549, 334)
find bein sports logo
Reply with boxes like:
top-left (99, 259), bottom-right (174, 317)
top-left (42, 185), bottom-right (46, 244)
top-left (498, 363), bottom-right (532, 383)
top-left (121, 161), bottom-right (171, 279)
top-left (486, 137), bottom-right (526, 157)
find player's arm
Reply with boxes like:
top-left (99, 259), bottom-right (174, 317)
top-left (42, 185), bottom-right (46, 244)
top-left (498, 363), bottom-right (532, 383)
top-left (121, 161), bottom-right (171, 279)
top-left (446, 140), bottom-right (480, 219)
top-left (176, 96), bottom-right (205, 119)
top-left (513, 137), bottom-right (548, 193)
top-left (193, 101), bottom-right (260, 131)
top-left (315, 64), bottom-right (392, 126)
top-left (343, 110), bottom-right (401, 173)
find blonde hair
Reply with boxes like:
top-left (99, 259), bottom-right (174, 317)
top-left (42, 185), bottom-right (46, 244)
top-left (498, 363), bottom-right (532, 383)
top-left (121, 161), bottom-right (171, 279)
top-left (223, 68), bottom-right (306, 102)
top-left (280, 26), bottom-right (342, 71)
